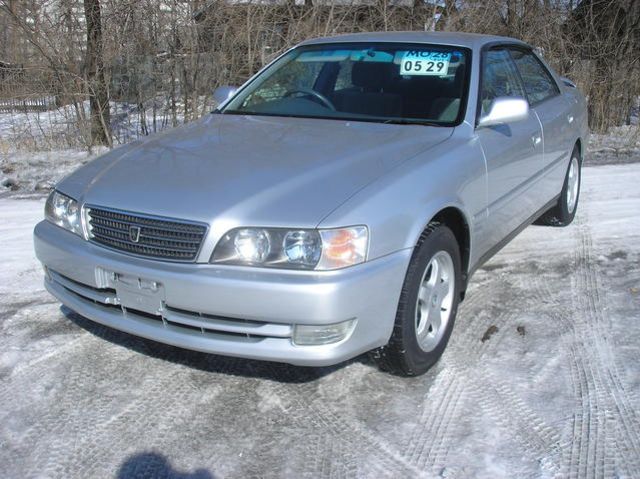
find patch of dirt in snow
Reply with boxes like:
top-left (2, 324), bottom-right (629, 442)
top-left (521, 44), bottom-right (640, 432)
top-left (0, 165), bottom-right (639, 478)
top-left (0, 149), bottom-right (103, 197)
top-left (588, 125), bottom-right (640, 166)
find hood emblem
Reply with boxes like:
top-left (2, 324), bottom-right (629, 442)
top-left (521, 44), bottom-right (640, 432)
top-left (129, 225), bottom-right (141, 243)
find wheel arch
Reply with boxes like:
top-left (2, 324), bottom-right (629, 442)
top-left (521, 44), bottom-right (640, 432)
top-left (415, 206), bottom-right (471, 299)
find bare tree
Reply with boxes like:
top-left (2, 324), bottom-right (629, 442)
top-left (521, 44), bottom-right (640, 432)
top-left (84, 0), bottom-right (111, 146)
top-left (1, 0), bottom-right (639, 152)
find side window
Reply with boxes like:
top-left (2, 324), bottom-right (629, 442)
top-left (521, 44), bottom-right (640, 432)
top-left (480, 49), bottom-right (526, 115)
top-left (509, 49), bottom-right (560, 105)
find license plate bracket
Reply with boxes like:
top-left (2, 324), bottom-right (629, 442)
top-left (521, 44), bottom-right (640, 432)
top-left (114, 274), bottom-right (165, 316)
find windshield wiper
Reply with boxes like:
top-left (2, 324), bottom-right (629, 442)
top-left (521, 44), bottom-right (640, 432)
top-left (218, 110), bottom-right (445, 127)
top-left (382, 118), bottom-right (443, 127)
top-left (221, 109), bottom-right (259, 116)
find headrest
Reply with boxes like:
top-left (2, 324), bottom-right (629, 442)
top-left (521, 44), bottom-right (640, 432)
top-left (352, 62), bottom-right (393, 91)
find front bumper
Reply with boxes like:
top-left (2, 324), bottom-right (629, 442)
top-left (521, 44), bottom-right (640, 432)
top-left (34, 221), bottom-right (411, 366)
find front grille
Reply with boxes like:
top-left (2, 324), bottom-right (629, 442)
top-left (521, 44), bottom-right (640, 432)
top-left (87, 206), bottom-right (207, 262)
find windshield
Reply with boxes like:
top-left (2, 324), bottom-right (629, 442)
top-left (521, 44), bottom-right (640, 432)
top-left (221, 43), bottom-right (470, 126)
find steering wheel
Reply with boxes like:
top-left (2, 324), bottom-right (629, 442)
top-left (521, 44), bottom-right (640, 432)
top-left (283, 88), bottom-right (336, 111)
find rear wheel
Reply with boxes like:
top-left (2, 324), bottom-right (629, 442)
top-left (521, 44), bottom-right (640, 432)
top-left (371, 222), bottom-right (461, 376)
top-left (536, 146), bottom-right (581, 226)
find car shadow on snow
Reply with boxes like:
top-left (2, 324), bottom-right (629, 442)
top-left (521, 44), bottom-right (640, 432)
top-left (62, 306), bottom-right (373, 383)
top-left (117, 452), bottom-right (215, 479)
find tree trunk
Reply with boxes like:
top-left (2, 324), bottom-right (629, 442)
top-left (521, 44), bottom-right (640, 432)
top-left (7, 0), bottom-right (18, 62)
top-left (506, 0), bottom-right (517, 34)
top-left (84, 0), bottom-right (111, 147)
top-left (440, 0), bottom-right (457, 30)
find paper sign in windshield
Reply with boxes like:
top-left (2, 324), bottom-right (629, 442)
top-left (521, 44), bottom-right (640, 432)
top-left (399, 51), bottom-right (451, 76)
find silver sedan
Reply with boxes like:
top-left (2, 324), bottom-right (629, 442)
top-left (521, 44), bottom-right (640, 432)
top-left (34, 32), bottom-right (588, 376)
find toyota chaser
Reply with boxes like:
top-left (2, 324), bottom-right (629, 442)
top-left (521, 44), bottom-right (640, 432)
top-left (34, 32), bottom-right (588, 376)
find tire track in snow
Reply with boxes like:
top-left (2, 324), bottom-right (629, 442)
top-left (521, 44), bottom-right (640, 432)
top-left (266, 280), bottom-right (515, 478)
top-left (570, 216), bottom-right (640, 476)
top-left (0, 307), bottom-right (89, 392)
top-left (400, 285), bottom-right (498, 471)
top-left (7, 314), bottom-right (238, 478)
top-left (525, 246), bottom-right (610, 478)
top-left (17, 336), bottom-right (123, 477)
top-left (402, 276), bottom-right (563, 474)
top-left (466, 371), bottom-right (562, 472)
top-left (526, 214), bottom-right (640, 478)
top-left (53, 348), bottom-right (244, 478)
top-left (265, 365), bottom-right (431, 479)
top-left (405, 369), bottom-right (464, 469)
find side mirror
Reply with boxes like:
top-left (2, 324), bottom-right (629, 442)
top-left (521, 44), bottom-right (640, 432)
top-left (212, 85), bottom-right (238, 108)
top-left (477, 97), bottom-right (530, 128)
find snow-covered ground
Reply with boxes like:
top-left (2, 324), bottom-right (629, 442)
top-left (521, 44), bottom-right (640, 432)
top-left (0, 162), bottom-right (638, 478)
top-left (0, 98), bottom-right (205, 150)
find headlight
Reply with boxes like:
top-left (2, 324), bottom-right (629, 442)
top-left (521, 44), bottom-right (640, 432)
top-left (283, 230), bottom-right (322, 266)
top-left (234, 228), bottom-right (271, 263)
top-left (45, 190), bottom-right (83, 236)
top-left (211, 226), bottom-right (368, 270)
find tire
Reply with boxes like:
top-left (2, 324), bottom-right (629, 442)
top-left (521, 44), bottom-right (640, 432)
top-left (371, 222), bottom-right (462, 376)
top-left (535, 145), bottom-right (582, 227)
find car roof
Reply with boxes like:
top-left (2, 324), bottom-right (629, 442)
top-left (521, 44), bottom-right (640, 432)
top-left (298, 31), bottom-right (530, 50)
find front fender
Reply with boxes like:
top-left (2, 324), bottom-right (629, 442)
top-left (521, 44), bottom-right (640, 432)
top-left (318, 133), bottom-right (486, 268)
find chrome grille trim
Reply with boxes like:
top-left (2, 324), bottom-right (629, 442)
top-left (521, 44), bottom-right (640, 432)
top-left (86, 206), bottom-right (208, 262)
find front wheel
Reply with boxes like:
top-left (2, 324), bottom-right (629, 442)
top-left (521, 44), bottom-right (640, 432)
top-left (371, 222), bottom-right (462, 376)
top-left (536, 146), bottom-right (581, 226)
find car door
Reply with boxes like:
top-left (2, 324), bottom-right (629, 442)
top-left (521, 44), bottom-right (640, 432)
top-left (476, 47), bottom-right (544, 251)
top-left (508, 47), bottom-right (573, 205)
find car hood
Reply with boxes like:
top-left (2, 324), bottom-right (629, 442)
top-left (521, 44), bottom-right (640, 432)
top-left (59, 114), bottom-right (453, 229)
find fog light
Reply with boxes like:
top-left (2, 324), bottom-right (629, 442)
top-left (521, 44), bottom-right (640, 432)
top-left (292, 319), bottom-right (356, 346)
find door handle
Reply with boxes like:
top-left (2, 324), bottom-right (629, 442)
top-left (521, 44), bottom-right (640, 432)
top-left (567, 114), bottom-right (574, 124)
top-left (531, 134), bottom-right (542, 147)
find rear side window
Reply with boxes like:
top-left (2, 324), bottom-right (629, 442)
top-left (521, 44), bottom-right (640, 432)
top-left (480, 49), bottom-right (526, 116)
top-left (509, 49), bottom-right (560, 105)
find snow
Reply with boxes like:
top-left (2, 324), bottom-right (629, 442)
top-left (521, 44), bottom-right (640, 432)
top-left (0, 98), bottom-right (207, 152)
top-left (0, 102), bottom-right (88, 151)
top-left (0, 162), bottom-right (639, 477)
